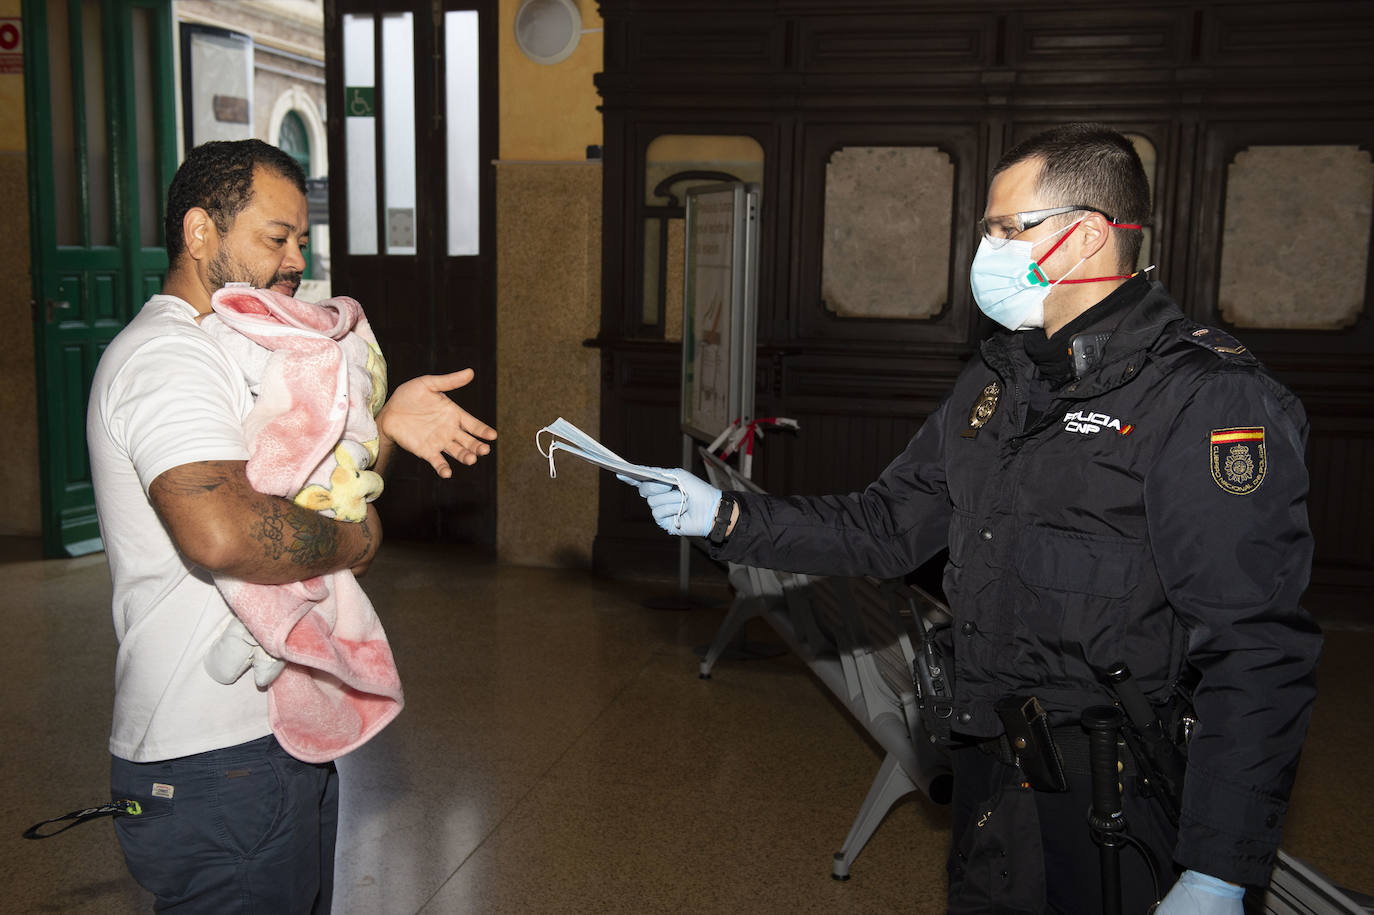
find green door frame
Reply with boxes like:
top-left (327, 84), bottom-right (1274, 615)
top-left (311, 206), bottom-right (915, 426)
top-left (24, 0), bottom-right (178, 556)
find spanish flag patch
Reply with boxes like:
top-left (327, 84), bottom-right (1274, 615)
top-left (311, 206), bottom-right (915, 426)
top-left (1210, 427), bottom-right (1266, 495)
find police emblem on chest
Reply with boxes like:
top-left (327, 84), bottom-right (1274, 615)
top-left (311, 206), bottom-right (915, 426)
top-left (1210, 427), bottom-right (1267, 495)
top-left (968, 382), bottom-right (1001, 431)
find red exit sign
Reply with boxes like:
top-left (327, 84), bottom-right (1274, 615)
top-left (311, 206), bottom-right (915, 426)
top-left (0, 19), bottom-right (21, 75)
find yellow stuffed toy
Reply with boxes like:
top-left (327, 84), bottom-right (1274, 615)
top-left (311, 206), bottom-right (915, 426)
top-left (294, 444), bottom-right (384, 522)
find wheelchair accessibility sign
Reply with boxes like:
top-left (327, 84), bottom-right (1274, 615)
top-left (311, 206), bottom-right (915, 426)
top-left (347, 87), bottom-right (375, 118)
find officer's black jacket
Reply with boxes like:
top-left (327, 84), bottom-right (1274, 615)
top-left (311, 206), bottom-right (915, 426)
top-left (712, 280), bottom-right (1322, 886)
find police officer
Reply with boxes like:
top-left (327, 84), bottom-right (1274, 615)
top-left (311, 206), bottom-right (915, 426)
top-left (626, 123), bottom-right (1321, 914)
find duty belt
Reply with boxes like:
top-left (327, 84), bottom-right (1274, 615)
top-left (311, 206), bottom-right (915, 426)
top-left (979, 721), bottom-right (1141, 785)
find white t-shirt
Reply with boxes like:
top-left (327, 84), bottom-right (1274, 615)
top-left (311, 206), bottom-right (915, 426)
top-left (88, 295), bottom-right (273, 762)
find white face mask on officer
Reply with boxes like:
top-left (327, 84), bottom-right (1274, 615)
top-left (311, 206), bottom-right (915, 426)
top-left (969, 209), bottom-right (1144, 332)
top-left (968, 217), bottom-right (1089, 331)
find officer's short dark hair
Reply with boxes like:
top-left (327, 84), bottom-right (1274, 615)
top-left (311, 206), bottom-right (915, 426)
top-left (164, 139), bottom-right (307, 266)
top-left (993, 123), bottom-right (1151, 272)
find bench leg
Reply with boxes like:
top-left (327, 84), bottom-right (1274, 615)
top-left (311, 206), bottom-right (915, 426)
top-left (831, 751), bottom-right (917, 880)
top-left (698, 594), bottom-right (760, 679)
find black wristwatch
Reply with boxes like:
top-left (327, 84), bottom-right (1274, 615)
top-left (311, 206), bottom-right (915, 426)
top-left (708, 494), bottom-right (736, 544)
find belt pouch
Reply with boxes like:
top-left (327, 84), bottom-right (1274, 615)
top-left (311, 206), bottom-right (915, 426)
top-left (994, 695), bottom-right (1068, 793)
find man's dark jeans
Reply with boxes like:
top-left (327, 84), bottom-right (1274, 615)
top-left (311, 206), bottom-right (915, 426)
top-left (111, 734), bottom-right (338, 914)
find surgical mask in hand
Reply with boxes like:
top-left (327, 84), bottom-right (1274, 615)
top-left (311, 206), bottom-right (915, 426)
top-left (969, 218), bottom-right (1088, 331)
top-left (535, 417), bottom-right (690, 528)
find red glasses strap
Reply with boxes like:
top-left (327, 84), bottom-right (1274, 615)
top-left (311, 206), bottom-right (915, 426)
top-left (1034, 219), bottom-right (1143, 270)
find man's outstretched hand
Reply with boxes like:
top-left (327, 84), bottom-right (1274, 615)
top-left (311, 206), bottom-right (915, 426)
top-left (375, 369), bottom-right (498, 478)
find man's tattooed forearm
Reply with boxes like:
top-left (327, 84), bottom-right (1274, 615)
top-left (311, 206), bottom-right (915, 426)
top-left (351, 513), bottom-right (374, 567)
top-left (288, 521), bottom-right (338, 568)
top-left (249, 500), bottom-right (338, 568)
top-left (250, 500), bottom-right (289, 561)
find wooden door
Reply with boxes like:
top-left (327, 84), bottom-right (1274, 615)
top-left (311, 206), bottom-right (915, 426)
top-left (324, 0), bottom-right (498, 545)
top-left (24, 0), bottom-right (177, 556)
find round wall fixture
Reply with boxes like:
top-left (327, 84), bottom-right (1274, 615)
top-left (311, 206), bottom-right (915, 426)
top-left (514, 0), bottom-right (582, 65)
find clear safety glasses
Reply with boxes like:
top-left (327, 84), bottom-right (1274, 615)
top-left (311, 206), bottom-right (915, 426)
top-left (977, 205), bottom-right (1121, 249)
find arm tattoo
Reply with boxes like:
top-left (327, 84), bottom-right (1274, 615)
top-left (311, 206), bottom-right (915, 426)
top-left (350, 514), bottom-right (374, 568)
top-left (249, 499), bottom-right (339, 568)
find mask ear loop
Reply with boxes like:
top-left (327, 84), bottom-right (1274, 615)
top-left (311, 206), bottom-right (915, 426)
top-left (663, 472), bottom-right (689, 529)
top-left (536, 427), bottom-right (689, 525)
top-left (1031, 217), bottom-right (1147, 286)
top-left (1025, 217), bottom-right (1085, 286)
top-left (1044, 251), bottom-right (1092, 290)
top-left (535, 429), bottom-right (559, 478)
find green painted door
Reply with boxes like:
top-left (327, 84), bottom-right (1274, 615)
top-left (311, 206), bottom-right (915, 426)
top-left (24, 0), bottom-right (177, 557)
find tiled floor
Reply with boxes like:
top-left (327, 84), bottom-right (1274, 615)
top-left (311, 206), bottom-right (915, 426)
top-left (2, 539), bottom-right (1369, 914)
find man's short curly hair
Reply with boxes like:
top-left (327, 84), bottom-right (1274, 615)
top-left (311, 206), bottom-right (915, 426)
top-left (164, 139), bottom-right (307, 265)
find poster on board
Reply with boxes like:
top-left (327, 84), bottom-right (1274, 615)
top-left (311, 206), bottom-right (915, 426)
top-left (681, 183), bottom-right (759, 444)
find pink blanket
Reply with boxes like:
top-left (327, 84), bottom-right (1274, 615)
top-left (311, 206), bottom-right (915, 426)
top-left (202, 283), bottom-right (403, 763)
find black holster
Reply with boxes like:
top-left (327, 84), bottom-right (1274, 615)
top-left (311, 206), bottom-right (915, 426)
top-left (994, 695), bottom-right (1068, 793)
top-left (913, 622), bottom-right (954, 742)
top-left (1100, 662), bottom-right (1193, 825)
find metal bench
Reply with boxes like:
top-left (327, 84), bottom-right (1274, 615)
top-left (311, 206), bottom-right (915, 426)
top-left (697, 449), bottom-right (952, 880)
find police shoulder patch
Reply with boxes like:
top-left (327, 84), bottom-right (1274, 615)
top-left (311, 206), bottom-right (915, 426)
top-left (1210, 427), bottom-right (1266, 495)
top-left (1185, 324), bottom-right (1250, 358)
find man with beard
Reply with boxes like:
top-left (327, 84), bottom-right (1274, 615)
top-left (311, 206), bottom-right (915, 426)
top-left (86, 139), bottom-right (497, 913)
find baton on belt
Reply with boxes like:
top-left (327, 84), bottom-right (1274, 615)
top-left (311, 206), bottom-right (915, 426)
top-left (1083, 705), bottom-right (1127, 915)
top-left (1102, 662), bottom-right (1186, 826)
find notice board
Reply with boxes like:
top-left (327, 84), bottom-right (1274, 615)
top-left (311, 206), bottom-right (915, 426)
top-left (681, 182), bottom-right (760, 444)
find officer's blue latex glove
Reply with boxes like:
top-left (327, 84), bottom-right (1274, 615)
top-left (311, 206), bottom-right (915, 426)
top-left (617, 468), bottom-right (721, 537)
top-left (1155, 870), bottom-right (1244, 914)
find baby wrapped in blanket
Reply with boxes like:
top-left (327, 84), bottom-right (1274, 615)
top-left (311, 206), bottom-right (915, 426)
top-left (199, 283), bottom-right (404, 763)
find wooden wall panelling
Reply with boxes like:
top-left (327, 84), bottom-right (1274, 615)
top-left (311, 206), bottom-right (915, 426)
top-left (1187, 119), bottom-right (1373, 604)
top-left (753, 348), bottom-right (965, 496)
top-left (794, 11), bottom-right (994, 77)
top-left (1190, 120), bottom-right (1374, 356)
top-left (592, 342), bottom-right (692, 576)
top-left (793, 120), bottom-right (984, 345)
top-left (1009, 7), bottom-right (1190, 74)
top-left (1161, 119), bottom-right (1199, 302)
top-left (761, 410), bottom-right (928, 496)
top-left (1304, 425), bottom-right (1374, 593)
top-left (763, 117), bottom-right (799, 345)
top-left (622, 11), bottom-right (786, 76)
top-left (593, 0), bottom-right (1374, 597)
top-left (597, 104), bottom-right (630, 339)
top-left (1203, 2), bottom-right (1374, 73)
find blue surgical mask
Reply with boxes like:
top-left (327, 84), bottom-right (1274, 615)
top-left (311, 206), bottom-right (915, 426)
top-left (969, 218), bottom-right (1088, 331)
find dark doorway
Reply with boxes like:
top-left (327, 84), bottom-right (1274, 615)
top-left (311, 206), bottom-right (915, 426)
top-left (324, 1), bottom-right (499, 546)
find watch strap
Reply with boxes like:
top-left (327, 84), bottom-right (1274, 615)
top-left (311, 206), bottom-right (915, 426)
top-left (708, 493), bottom-right (735, 544)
